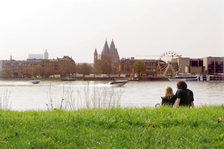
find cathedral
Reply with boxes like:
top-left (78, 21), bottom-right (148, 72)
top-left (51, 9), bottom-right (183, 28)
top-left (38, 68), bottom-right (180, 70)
top-left (94, 40), bottom-right (120, 73)
top-left (94, 40), bottom-right (119, 64)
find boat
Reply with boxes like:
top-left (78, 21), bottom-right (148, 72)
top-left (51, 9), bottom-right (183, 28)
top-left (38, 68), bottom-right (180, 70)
top-left (197, 75), bottom-right (224, 81)
top-left (168, 76), bottom-right (198, 81)
top-left (108, 80), bottom-right (128, 87)
top-left (168, 74), bottom-right (224, 81)
top-left (31, 80), bottom-right (40, 84)
top-left (61, 78), bottom-right (76, 81)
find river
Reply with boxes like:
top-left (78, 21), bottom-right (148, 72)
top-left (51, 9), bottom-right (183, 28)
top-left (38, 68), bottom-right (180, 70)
top-left (0, 80), bottom-right (223, 111)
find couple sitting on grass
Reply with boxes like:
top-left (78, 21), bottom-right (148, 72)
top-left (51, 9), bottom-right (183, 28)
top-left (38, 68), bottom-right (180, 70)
top-left (161, 81), bottom-right (194, 107)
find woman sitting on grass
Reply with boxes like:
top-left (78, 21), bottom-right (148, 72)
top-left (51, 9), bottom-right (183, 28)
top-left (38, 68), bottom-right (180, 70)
top-left (161, 86), bottom-right (177, 106)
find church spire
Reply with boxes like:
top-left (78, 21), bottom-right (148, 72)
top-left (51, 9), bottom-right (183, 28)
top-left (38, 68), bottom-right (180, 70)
top-left (108, 39), bottom-right (120, 65)
top-left (94, 48), bottom-right (98, 64)
top-left (94, 48), bottom-right (98, 56)
top-left (101, 40), bottom-right (110, 55)
top-left (110, 39), bottom-right (116, 49)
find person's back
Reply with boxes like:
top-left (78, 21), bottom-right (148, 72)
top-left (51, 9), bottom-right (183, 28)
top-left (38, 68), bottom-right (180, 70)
top-left (174, 81), bottom-right (195, 107)
top-left (175, 89), bottom-right (194, 106)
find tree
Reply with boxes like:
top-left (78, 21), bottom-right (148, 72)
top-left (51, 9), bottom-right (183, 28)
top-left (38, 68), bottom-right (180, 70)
top-left (76, 63), bottom-right (92, 79)
top-left (93, 59), bottom-right (101, 74)
top-left (133, 60), bottom-right (146, 78)
top-left (33, 64), bottom-right (44, 77)
top-left (61, 62), bottom-right (76, 76)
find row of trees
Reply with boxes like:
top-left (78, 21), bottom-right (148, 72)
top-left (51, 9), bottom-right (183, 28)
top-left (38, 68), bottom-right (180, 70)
top-left (75, 63), bottom-right (93, 77)
top-left (1, 58), bottom-right (147, 78)
top-left (77, 60), bottom-right (146, 78)
top-left (30, 63), bottom-right (93, 78)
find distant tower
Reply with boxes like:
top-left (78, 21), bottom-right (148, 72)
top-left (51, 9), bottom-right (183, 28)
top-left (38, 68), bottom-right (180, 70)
top-left (93, 39), bottom-right (120, 74)
top-left (101, 40), bottom-right (110, 56)
top-left (10, 55), bottom-right (12, 61)
top-left (44, 50), bottom-right (49, 59)
top-left (109, 40), bottom-right (120, 64)
top-left (94, 48), bottom-right (98, 63)
top-left (94, 48), bottom-right (98, 72)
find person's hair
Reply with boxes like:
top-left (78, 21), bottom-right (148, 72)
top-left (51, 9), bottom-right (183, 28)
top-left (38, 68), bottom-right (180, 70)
top-left (165, 86), bottom-right (174, 100)
top-left (177, 81), bottom-right (187, 90)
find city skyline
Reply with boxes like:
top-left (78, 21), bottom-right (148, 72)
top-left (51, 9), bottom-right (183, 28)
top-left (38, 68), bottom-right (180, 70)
top-left (0, 0), bottom-right (224, 62)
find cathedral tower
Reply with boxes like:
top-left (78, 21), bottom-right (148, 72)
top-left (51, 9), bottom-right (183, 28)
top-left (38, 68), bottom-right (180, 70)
top-left (93, 39), bottom-right (120, 74)
top-left (109, 40), bottom-right (120, 65)
top-left (94, 48), bottom-right (98, 63)
top-left (101, 40), bottom-right (110, 56)
top-left (44, 50), bottom-right (49, 59)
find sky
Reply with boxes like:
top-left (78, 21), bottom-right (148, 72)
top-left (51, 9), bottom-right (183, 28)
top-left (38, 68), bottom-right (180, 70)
top-left (0, 0), bottom-right (223, 63)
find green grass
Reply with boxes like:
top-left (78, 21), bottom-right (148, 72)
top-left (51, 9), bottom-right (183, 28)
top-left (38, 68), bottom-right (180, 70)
top-left (0, 106), bottom-right (223, 149)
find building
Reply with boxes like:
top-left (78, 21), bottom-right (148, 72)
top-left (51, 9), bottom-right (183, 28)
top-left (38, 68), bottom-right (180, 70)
top-left (0, 56), bottom-right (75, 78)
top-left (94, 40), bottom-right (120, 65)
top-left (171, 56), bottom-right (224, 75)
top-left (189, 58), bottom-right (204, 74)
top-left (171, 57), bottom-right (204, 74)
top-left (119, 57), bottom-right (158, 77)
top-left (28, 54), bottom-right (43, 59)
top-left (171, 57), bottom-right (190, 73)
top-left (119, 55), bottom-right (224, 77)
top-left (203, 57), bottom-right (224, 74)
top-left (94, 40), bottom-right (120, 73)
top-left (119, 57), bottom-right (135, 76)
top-left (0, 61), bottom-right (3, 72)
top-left (28, 50), bottom-right (49, 60)
top-left (44, 50), bottom-right (49, 59)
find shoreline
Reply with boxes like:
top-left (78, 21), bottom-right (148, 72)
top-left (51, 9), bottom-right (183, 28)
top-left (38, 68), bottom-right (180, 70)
top-left (0, 77), bottom-right (169, 81)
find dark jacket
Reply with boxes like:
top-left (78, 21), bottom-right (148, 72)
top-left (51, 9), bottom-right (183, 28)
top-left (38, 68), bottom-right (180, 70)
top-left (161, 95), bottom-right (177, 106)
top-left (175, 89), bottom-right (194, 106)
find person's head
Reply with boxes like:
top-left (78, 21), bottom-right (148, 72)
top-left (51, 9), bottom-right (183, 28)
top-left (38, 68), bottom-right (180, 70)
top-left (165, 86), bottom-right (174, 100)
top-left (177, 81), bottom-right (187, 90)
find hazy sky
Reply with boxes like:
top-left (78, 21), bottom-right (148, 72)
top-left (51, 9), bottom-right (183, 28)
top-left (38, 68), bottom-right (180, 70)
top-left (0, 0), bottom-right (223, 63)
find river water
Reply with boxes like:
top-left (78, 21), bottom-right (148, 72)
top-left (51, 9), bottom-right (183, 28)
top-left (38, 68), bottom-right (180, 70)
top-left (0, 80), bottom-right (223, 111)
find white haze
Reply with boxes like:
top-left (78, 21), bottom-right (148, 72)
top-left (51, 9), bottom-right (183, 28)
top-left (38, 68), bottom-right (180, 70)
top-left (0, 0), bottom-right (223, 62)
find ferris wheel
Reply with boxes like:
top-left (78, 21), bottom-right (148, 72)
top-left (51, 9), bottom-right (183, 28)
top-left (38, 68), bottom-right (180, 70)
top-left (157, 51), bottom-right (181, 77)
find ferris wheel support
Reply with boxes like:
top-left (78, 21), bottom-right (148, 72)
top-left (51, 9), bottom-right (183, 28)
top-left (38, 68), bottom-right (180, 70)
top-left (157, 51), bottom-right (181, 77)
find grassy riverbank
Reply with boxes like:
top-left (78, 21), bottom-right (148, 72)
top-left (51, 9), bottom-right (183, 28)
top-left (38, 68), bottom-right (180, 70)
top-left (0, 106), bottom-right (223, 148)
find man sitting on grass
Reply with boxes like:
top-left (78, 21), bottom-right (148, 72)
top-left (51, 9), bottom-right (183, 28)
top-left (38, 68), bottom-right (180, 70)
top-left (173, 81), bottom-right (194, 107)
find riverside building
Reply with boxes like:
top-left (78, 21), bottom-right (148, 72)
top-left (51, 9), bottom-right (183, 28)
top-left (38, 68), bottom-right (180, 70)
top-left (119, 56), bottom-right (224, 77)
top-left (171, 57), bottom-right (204, 74)
top-left (203, 57), bottom-right (224, 74)
top-left (0, 56), bottom-right (75, 78)
top-left (119, 57), bottom-right (158, 77)
top-left (171, 57), bottom-right (224, 75)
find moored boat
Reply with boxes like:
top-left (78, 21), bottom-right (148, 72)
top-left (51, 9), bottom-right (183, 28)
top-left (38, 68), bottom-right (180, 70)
top-left (168, 76), bottom-right (198, 81)
top-left (61, 77), bottom-right (76, 81)
top-left (61, 78), bottom-right (76, 81)
top-left (197, 75), bottom-right (224, 81)
top-left (168, 74), bottom-right (224, 81)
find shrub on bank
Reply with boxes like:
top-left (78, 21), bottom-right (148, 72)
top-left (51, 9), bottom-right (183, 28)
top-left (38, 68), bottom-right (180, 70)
top-left (0, 106), bottom-right (223, 148)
